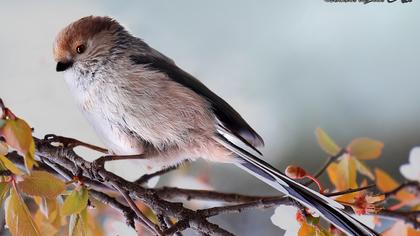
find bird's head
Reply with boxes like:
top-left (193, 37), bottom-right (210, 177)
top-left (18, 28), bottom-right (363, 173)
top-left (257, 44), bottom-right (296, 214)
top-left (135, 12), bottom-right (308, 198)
top-left (53, 16), bottom-right (125, 73)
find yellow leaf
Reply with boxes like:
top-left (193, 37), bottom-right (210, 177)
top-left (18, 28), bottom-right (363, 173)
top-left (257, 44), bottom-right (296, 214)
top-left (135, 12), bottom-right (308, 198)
top-left (375, 168), bottom-right (415, 203)
top-left (327, 155), bottom-right (358, 202)
top-left (0, 118), bottom-right (33, 156)
top-left (34, 210), bottom-right (59, 236)
top-left (61, 187), bottom-right (89, 216)
top-left (0, 141), bottom-right (8, 155)
top-left (24, 139), bottom-right (37, 172)
top-left (340, 155), bottom-right (358, 189)
top-left (354, 159), bottom-right (374, 180)
top-left (0, 182), bottom-right (10, 206)
top-left (18, 171), bottom-right (65, 199)
top-left (348, 138), bottom-right (384, 160)
top-left (39, 198), bottom-right (65, 229)
top-left (69, 208), bottom-right (88, 236)
top-left (5, 186), bottom-right (41, 236)
top-left (0, 155), bottom-right (22, 175)
top-left (327, 162), bottom-right (346, 191)
top-left (315, 128), bottom-right (341, 156)
top-left (315, 228), bottom-right (330, 236)
top-left (298, 221), bottom-right (316, 236)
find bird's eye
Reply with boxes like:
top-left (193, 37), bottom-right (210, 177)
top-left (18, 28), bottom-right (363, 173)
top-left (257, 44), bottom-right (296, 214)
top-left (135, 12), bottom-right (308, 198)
top-left (76, 44), bottom-right (86, 54)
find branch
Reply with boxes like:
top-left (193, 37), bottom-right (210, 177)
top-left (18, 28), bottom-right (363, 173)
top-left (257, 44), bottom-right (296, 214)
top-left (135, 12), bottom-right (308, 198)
top-left (35, 137), bottom-right (235, 235)
top-left (4, 132), bottom-right (419, 234)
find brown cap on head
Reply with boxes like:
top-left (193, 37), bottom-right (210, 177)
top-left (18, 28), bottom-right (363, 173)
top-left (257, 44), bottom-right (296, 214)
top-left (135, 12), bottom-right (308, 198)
top-left (53, 16), bottom-right (121, 63)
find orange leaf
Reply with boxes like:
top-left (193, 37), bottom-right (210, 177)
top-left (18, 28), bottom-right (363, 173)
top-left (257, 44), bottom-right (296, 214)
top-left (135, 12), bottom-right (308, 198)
top-left (327, 162), bottom-right (345, 191)
top-left (375, 168), bottom-right (415, 203)
top-left (348, 138), bottom-right (384, 160)
top-left (408, 226), bottom-right (420, 236)
top-left (298, 221), bottom-right (316, 236)
top-left (327, 155), bottom-right (358, 202)
top-left (315, 128), bottom-right (341, 156)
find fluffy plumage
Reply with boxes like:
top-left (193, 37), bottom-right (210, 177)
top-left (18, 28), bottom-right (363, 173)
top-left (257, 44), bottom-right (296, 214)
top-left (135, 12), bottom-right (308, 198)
top-left (54, 16), bottom-right (378, 235)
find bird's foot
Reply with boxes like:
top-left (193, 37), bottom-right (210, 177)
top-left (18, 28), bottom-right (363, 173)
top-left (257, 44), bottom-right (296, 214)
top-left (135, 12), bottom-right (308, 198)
top-left (88, 156), bottom-right (108, 181)
top-left (43, 134), bottom-right (108, 153)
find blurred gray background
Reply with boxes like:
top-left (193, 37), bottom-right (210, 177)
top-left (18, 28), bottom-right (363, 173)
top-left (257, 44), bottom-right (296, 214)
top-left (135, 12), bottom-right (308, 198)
top-left (0, 1), bottom-right (419, 235)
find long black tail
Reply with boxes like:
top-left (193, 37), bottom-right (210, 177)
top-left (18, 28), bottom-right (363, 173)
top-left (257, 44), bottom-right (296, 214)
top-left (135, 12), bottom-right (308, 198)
top-left (214, 134), bottom-right (378, 236)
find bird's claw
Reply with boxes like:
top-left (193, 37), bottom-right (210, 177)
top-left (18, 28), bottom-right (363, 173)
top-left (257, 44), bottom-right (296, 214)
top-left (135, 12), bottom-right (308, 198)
top-left (88, 157), bottom-right (107, 181)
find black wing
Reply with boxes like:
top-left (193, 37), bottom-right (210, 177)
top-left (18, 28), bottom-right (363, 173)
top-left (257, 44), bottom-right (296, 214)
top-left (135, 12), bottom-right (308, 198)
top-left (130, 50), bottom-right (264, 154)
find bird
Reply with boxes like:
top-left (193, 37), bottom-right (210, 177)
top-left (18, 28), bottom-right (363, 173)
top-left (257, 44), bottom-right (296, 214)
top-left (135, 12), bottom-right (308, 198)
top-left (53, 16), bottom-right (378, 236)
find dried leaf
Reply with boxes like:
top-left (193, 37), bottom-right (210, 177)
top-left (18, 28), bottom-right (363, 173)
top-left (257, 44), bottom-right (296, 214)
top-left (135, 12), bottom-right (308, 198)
top-left (354, 159), bottom-right (374, 180)
top-left (348, 138), bottom-right (384, 160)
top-left (0, 155), bottom-right (22, 175)
top-left (5, 186), bottom-right (41, 236)
top-left (18, 171), bottom-right (65, 199)
top-left (315, 128), bottom-right (341, 156)
top-left (61, 187), bottom-right (89, 216)
top-left (0, 118), bottom-right (33, 156)
top-left (375, 168), bottom-right (415, 203)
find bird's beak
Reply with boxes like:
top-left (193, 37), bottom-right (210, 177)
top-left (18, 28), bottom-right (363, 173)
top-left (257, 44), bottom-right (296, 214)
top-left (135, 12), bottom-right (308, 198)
top-left (56, 61), bottom-right (73, 72)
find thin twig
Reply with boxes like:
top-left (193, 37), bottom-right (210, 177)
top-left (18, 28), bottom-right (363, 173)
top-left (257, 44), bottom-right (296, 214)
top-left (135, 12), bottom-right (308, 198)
top-left (384, 181), bottom-right (420, 198)
top-left (325, 184), bottom-right (377, 197)
top-left (111, 182), bottom-right (163, 236)
top-left (135, 164), bottom-right (183, 185)
top-left (304, 149), bottom-right (346, 186)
